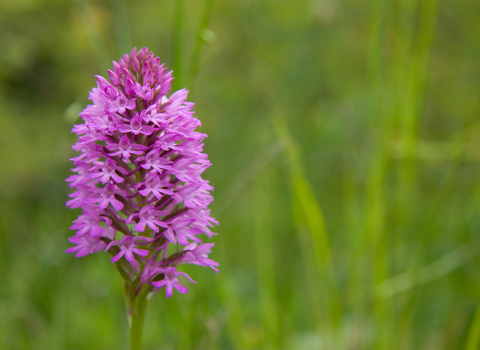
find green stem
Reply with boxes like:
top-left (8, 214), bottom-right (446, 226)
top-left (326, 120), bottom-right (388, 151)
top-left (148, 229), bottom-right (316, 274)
top-left (130, 288), bottom-right (149, 350)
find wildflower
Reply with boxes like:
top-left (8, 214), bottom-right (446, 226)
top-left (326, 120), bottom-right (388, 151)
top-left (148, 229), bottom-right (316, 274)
top-left (66, 47), bottom-right (218, 299)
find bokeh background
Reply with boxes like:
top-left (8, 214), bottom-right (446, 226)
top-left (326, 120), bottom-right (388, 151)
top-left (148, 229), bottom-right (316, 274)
top-left (1, 0), bottom-right (480, 349)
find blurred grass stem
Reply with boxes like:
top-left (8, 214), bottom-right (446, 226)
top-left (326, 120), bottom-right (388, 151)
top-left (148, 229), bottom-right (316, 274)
top-left (366, 0), bottom-right (391, 347)
top-left (271, 111), bottom-right (341, 345)
top-left (465, 300), bottom-right (480, 350)
top-left (172, 0), bottom-right (186, 91)
top-left (188, 0), bottom-right (215, 99)
top-left (253, 166), bottom-right (280, 349)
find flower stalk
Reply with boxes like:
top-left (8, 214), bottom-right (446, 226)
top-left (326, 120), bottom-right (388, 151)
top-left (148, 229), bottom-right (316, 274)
top-left (129, 285), bottom-right (150, 350)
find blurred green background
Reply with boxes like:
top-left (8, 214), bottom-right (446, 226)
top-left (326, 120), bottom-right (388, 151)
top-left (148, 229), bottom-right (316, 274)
top-left (1, 0), bottom-right (480, 349)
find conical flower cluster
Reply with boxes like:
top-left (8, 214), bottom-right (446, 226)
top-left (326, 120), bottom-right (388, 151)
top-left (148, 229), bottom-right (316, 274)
top-left (66, 47), bottom-right (218, 298)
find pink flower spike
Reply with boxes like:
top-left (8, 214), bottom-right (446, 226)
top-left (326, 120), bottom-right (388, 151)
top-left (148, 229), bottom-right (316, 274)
top-left (66, 47), bottom-right (218, 299)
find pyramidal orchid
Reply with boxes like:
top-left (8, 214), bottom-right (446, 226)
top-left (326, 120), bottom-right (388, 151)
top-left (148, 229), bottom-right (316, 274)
top-left (66, 47), bottom-right (218, 349)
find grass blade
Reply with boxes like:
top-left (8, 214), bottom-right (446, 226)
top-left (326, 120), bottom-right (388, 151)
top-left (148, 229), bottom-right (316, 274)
top-left (188, 0), bottom-right (215, 98)
top-left (270, 111), bottom-right (341, 344)
top-left (172, 0), bottom-right (185, 92)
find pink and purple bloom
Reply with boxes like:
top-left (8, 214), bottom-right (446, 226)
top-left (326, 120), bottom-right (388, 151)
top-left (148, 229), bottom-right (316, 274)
top-left (66, 47), bottom-right (218, 298)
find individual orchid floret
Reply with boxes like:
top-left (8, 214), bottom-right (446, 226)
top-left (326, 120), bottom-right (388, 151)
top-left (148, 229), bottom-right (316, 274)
top-left (138, 172), bottom-right (174, 199)
top-left (138, 150), bottom-right (173, 173)
top-left (66, 47), bottom-right (218, 306)
top-left (66, 184), bottom-right (97, 209)
top-left (66, 161), bottom-right (93, 187)
top-left (151, 266), bottom-right (196, 298)
top-left (180, 243), bottom-right (219, 273)
top-left (90, 158), bottom-right (128, 184)
top-left (164, 217), bottom-right (202, 245)
top-left (106, 135), bottom-right (148, 160)
top-left (105, 235), bottom-right (152, 269)
top-left (108, 94), bottom-right (136, 114)
top-left (126, 205), bottom-right (169, 233)
top-left (117, 114), bottom-right (156, 135)
top-left (87, 183), bottom-right (129, 211)
top-left (134, 81), bottom-right (154, 102)
top-left (66, 227), bottom-right (115, 257)
top-left (70, 209), bottom-right (111, 237)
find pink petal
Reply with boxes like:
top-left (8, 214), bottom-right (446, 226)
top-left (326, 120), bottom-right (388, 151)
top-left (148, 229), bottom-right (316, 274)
top-left (133, 248), bottom-right (149, 257)
top-left (134, 221), bottom-right (147, 232)
top-left (111, 198), bottom-right (124, 211)
top-left (111, 251), bottom-right (124, 262)
top-left (165, 283), bottom-right (173, 298)
top-left (152, 279), bottom-right (166, 288)
top-left (124, 250), bottom-right (135, 262)
top-left (174, 283), bottom-right (188, 294)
